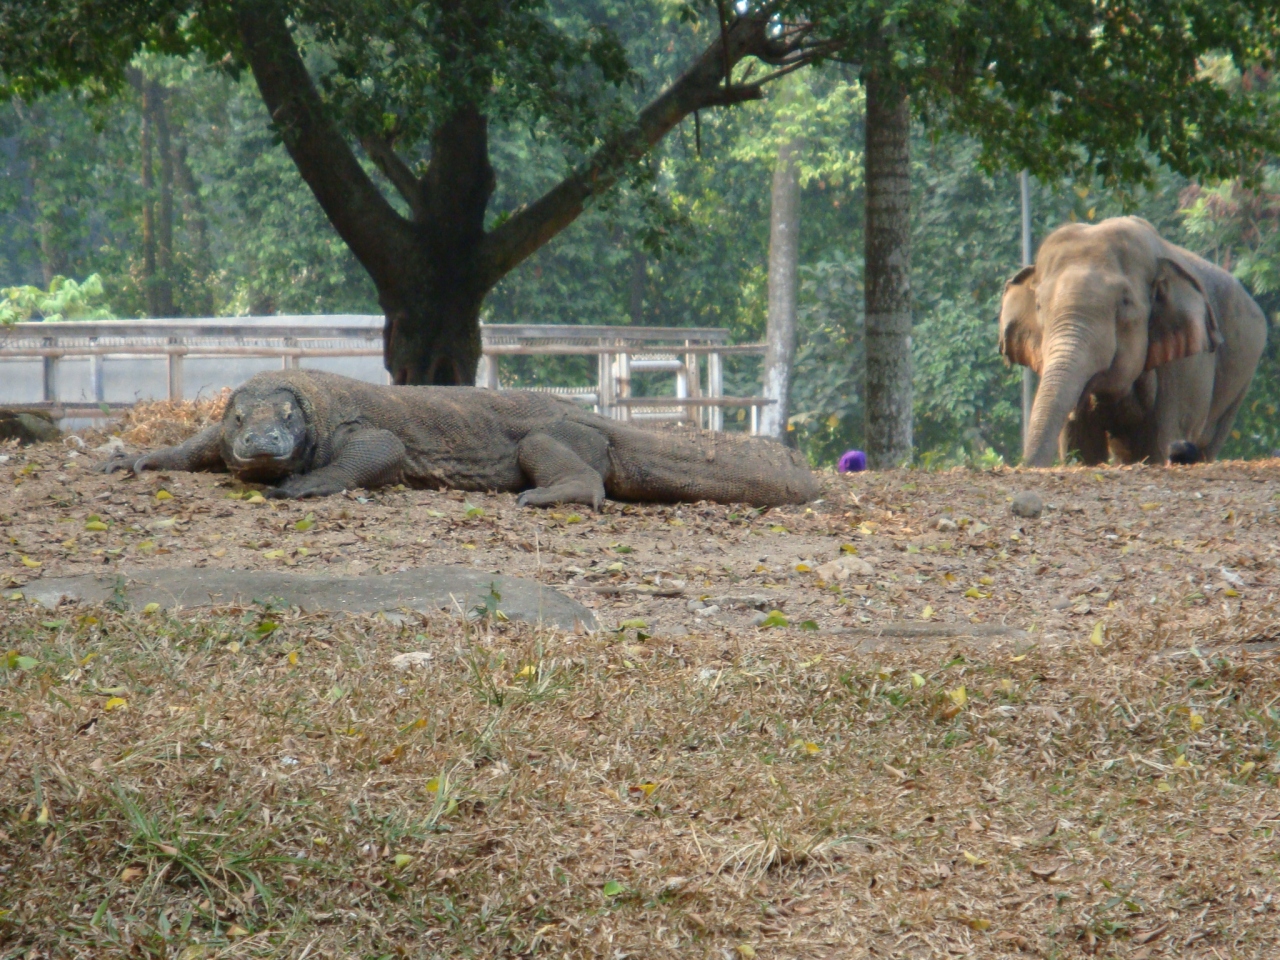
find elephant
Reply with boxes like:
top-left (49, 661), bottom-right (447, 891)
top-left (998, 216), bottom-right (1267, 467)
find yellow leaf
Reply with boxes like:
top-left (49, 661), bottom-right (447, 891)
top-left (35, 802), bottom-right (49, 826)
top-left (1173, 754), bottom-right (1191, 768)
top-left (736, 946), bottom-right (757, 959)
top-left (246, 492), bottom-right (266, 504)
top-left (962, 917), bottom-right (992, 931)
top-left (802, 741), bottom-right (821, 755)
top-left (943, 571), bottom-right (956, 582)
top-left (263, 549), bottom-right (285, 559)
top-left (963, 587), bottom-right (986, 599)
top-left (425, 777), bottom-right (440, 793)
top-left (84, 520), bottom-right (109, 531)
top-left (1089, 622), bottom-right (1105, 647)
top-left (394, 853), bottom-right (413, 869)
top-left (1238, 761), bottom-right (1256, 777)
top-left (516, 664), bottom-right (537, 679)
top-left (1189, 712), bottom-right (1205, 733)
top-left (769, 524), bottom-right (787, 533)
top-left (634, 782), bottom-right (658, 797)
top-left (104, 697), bottom-right (127, 711)
top-left (143, 602), bottom-right (160, 615)
top-left (155, 490), bottom-right (173, 501)
top-left (226, 925), bottom-right (250, 938)
top-left (226, 641), bottom-right (241, 654)
top-left (211, 548), bottom-right (227, 558)
top-left (1224, 588), bottom-right (1240, 597)
top-left (1009, 653), bottom-right (1028, 662)
top-left (20, 556), bottom-right (41, 567)
top-left (287, 651), bottom-right (299, 666)
top-left (294, 513), bottom-right (315, 531)
top-left (910, 672), bottom-right (926, 688)
top-left (962, 850), bottom-right (988, 866)
top-left (920, 605), bottom-right (934, 620)
top-left (795, 563), bottom-right (811, 573)
top-left (979, 576), bottom-right (994, 586)
top-left (826, 413), bottom-right (840, 429)
top-left (1140, 501), bottom-right (1160, 511)
top-left (948, 686), bottom-right (967, 708)
top-left (840, 543), bottom-right (858, 554)
top-left (1093, 472), bottom-right (1105, 482)
top-left (858, 522), bottom-right (878, 535)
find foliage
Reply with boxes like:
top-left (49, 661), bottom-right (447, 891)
top-left (0, 274), bottom-right (115, 324)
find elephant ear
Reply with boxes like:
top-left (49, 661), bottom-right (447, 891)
top-left (998, 266), bottom-right (1041, 372)
top-left (1146, 258), bottom-right (1221, 370)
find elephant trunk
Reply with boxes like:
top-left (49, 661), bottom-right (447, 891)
top-left (1023, 338), bottom-right (1101, 467)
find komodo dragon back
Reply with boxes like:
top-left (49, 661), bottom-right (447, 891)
top-left (600, 422), bottom-right (821, 507)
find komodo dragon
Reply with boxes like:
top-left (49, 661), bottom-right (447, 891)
top-left (100, 370), bottom-right (820, 508)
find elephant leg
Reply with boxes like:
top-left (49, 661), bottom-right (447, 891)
top-left (1153, 357), bottom-right (1213, 461)
top-left (1061, 402), bottom-right (1109, 466)
top-left (1197, 390), bottom-right (1247, 461)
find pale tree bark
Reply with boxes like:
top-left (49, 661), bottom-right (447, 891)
top-left (760, 136), bottom-right (803, 441)
top-left (140, 79), bottom-right (157, 315)
top-left (862, 69), bottom-right (913, 468)
top-left (153, 80), bottom-right (176, 317)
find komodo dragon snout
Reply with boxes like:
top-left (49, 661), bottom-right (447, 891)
top-left (100, 370), bottom-right (821, 507)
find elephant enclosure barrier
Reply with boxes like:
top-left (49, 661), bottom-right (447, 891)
top-left (0, 317), bottom-right (772, 433)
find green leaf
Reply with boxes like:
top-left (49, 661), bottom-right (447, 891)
top-left (294, 513), bottom-right (316, 531)
top-left (464, 502), bottom-right (484, 519)
top-left (602, 880), bottom-right (623, 897)
top-left (15, 656), bottom-right (38, 670)
top-left (759, 610), bottom-right (789, 629)
top-left (799, 620), bottom-right (819, 631)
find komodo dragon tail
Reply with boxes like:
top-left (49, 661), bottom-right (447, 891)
top-left (605, 427), bottom-right (822, 507)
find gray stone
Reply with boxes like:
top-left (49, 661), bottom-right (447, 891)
top-left (0, 410), bottom-right (60, 445)
top-left (1011, 491), bottom-right (1044, 519)
top-left (23, 565), bottom-right (596, 631)
top-left (934, 516), bottom-right (958, 532)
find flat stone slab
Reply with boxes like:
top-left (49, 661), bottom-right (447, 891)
top-left (23, 566), bottom-right (596, 631)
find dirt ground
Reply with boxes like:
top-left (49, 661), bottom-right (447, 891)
top-left (3, 406), bottom-right (1280, 959)
top-left (3, 402), bottom-right (1279, 647)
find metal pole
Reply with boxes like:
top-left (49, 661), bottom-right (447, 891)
top-left (1019, 170), bottom-right (1035, 448)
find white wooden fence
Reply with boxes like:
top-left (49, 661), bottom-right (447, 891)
top-left (0, 317), bottom-right (771, 433)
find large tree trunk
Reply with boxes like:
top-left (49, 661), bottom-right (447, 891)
top-left (140, 80), bottom-right (157, 315)
top-left (760, 136), bottom-right (803, 441)
top-left (154, 81), bottom-right (176, 317)
top-left (862, 69), bottom-right (913, 468)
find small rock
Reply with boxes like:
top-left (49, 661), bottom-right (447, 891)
top-left (934, 516), bottom-right (958, 532)
top-left (1050, 595), bottom-right (1072, 611)
top-left (694, 604), bottom-right (720, 618)
top-left (686, 599), bottom-right (706, 612)
top-left (1011, 491), bottom-right (1044, 519)
top-left (390, 651), bottom-right (435, 670)
top-left (814, 555), bottom-right (875, 582)
top-left (750, 611), bottom-right (768, 627)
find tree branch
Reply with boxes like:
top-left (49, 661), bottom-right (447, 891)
top-left (360, 133), bottom-right (426, 219)
top-left (234, 2), bottom-right (415, 287)
top-left (479, 12), bottom-right (817, 287)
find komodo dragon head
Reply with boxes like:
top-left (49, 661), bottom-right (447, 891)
top-left (219, 383), bottom-right (315, 483)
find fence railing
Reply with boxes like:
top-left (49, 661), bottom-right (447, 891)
top-left (0, 317), bottom-right (772, 433)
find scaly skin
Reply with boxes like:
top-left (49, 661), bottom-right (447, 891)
top-left (101, 370), bottom-right (821, 508)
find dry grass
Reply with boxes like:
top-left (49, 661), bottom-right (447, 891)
top-left (5, 407), bottom-right (1280, 957)
top-left (3, 596), bottom-right (1280, 958)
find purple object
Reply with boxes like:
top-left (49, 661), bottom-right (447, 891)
top-left (838, 449), bottom-right (867, 473)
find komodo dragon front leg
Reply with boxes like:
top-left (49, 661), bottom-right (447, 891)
top-left (268, 427), bottom-right (406, 499)
top-left (515, 425), bottom-right (609, 509)
top-left (100, 423), bottom-right (227, 476)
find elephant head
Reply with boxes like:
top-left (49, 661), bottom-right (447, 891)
top-left (998, 217), bottom-right (1222, 466)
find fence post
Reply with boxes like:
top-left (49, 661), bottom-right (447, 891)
top-left (476, 354), bottom-right (499, 389)
top-left (613, 351), bottom-right (631, 421)
top-left (167, 340), bottom-right (184, 401)
top-left (42, 338), bottom-right (58, 403)
top-left (89, 339), bottom-right (104, 402)
top-left (707, 351), bottom-right (723, 432)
